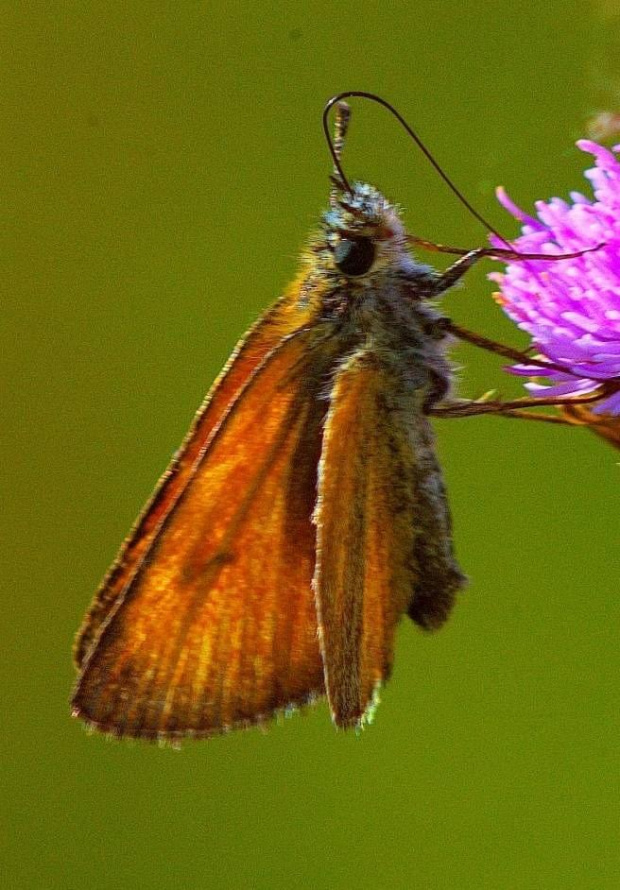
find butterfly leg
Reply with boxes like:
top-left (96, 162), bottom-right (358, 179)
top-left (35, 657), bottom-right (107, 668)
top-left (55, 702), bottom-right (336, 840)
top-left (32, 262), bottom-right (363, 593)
top-left (430, 397), bottom-right (620, 452)
top-left (431, 249), bottom-right (489, 294)
top-left (419, 243), bottom-right (560, 296)
top-left (429, 389), bottom-right (607, 419)
top-left (423, 249), bottom-right (600, 374)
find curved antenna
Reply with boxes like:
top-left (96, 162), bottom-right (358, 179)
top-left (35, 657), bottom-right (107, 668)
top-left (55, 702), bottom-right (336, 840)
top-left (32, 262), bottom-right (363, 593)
top-left (322, 90), bottom-right (509, 244)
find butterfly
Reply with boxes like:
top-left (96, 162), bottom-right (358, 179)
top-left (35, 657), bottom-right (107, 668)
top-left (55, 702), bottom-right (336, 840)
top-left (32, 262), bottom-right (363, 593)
top-left (72, 93), bottom-right (612, 741)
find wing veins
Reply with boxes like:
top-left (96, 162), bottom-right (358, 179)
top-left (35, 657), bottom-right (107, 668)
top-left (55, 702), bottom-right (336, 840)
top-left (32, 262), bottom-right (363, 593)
top-left (156, 395), bottom-right (310, 732)
top-left (75, 326), bottom-right (314, 671)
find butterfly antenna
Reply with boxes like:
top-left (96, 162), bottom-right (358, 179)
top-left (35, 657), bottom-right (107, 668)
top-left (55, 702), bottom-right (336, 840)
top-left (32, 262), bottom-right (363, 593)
top-left (325, 100), bottom-right (353, 201)
top-left (323, 91), bottom-right (510, 245)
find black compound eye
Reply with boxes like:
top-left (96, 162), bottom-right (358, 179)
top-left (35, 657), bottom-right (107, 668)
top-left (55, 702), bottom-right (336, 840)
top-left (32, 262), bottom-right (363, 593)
top-left (333, 236), bottom-right (376, 276)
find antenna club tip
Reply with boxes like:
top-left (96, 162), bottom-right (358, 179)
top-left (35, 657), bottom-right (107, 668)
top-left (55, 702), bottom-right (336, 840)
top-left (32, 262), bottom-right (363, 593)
top-left (334, 102), bottom-right (351, 137)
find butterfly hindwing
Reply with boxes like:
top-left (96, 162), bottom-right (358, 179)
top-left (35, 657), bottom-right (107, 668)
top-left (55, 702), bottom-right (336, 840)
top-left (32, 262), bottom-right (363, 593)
top-left (314, 348), bottom-right (465, 727)
top-left (314, 350), bottom-right (419, 727)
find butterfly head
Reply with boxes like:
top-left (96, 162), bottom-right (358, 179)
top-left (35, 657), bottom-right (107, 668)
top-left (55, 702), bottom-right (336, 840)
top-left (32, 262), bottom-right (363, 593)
top-left (322, 181), bottom-right (408, 280)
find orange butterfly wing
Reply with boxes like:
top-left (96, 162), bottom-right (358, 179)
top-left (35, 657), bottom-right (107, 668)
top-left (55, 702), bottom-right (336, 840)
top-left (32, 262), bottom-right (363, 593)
top-left (74, 287), bottom-right (315, 671)
top-left (314, 349), bottom-right (464, 728)
top-left (313, 351), bottom-right (416, 726)
top-left (73, 315), bottom-right (333, 739)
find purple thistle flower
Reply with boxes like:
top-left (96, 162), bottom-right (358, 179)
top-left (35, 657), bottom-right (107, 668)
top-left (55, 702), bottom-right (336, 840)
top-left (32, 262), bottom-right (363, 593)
top-left (489, 140), bottom-right (620, 415)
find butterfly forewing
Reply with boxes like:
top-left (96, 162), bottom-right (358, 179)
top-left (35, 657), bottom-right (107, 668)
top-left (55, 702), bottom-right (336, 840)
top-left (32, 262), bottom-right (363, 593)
top-left (74, 290), bottom-right (317, 671)
top-left (72, 326), bottom-right (332, 739)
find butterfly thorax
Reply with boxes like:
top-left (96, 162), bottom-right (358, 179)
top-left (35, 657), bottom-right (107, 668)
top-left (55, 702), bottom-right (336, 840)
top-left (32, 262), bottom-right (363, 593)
top-left (300, 182), bottom-right (453, 409)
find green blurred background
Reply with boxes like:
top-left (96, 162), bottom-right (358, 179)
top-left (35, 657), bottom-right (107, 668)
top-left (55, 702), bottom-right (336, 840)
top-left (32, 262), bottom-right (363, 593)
top-left (4, 2), bottom-right (620, 887)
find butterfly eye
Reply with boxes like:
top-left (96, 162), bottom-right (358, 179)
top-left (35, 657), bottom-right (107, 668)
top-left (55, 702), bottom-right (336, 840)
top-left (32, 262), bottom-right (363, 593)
top-left (333, 237), bottom-right (376, 277)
